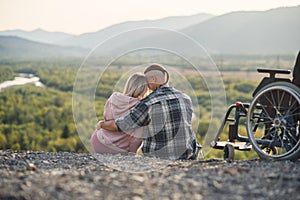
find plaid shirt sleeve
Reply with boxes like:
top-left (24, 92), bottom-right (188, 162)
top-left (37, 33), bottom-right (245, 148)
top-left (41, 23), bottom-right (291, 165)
top-left (115, 102), bottom-right (150, 132)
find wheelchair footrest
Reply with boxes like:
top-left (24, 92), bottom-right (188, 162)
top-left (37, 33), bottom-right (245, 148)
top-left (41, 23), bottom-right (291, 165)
top-left (213, 141), bottom-right (252, 151)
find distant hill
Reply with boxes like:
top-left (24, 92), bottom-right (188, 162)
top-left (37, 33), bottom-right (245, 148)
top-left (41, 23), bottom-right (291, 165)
top-left (181, 6), bottom-right (300, 54)
top-left (0, 36), bottom-right (88, 59)
top-left (0, 29), bottom-right (74, 45)
top-left (57, 14), bottom-right (214, 48)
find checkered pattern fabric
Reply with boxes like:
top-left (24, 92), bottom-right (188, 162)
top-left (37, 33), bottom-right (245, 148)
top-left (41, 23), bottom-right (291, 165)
top-left (115, 87), bottom-right (196, 160)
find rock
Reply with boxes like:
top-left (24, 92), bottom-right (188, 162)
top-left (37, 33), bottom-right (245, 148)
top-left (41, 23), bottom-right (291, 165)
top-left (26, 162), bottom-right (37, 171)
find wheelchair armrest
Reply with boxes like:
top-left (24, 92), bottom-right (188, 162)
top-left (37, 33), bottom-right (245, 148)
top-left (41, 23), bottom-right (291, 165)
top-left (257, 68), bottom-right (291, 79)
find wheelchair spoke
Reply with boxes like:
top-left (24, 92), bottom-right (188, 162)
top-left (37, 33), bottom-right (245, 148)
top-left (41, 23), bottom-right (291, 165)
top-left (277, 90), bottom-right (285, 110)
top-left (283, 98), bottom-right (298, 117)
top-left (285, 130), bottom-right (299, 145)
top-left (263, 92), bottom-right (276, 109)
top-left (256, 113), bottom-right (272, 123)
top-left (263, 127), bottom-right (276, 140)
top-left (264, 125), bottom-right (275, 133)
top-left (277, 90), bottom-right (285, 111)
top-left (289, 105), bottom-right (300, 114)
top-left (263, 90), bottom-right (282, 111)
top-left (284, 105), bottom-right (300, 120)
top-left (270, 90), bottom-right (278, 109)
top-left (257, 101), bottom-right (274, 122)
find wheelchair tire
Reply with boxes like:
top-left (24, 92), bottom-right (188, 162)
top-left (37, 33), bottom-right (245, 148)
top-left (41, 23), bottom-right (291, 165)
top-left (223, 144), bottom-right (234, 161)
top-left (247, 82), bottom-right (300, 160)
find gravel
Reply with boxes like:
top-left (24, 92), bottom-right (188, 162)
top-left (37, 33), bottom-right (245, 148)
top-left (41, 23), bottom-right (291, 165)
top-left (0, 149), bottom-right (299, 200)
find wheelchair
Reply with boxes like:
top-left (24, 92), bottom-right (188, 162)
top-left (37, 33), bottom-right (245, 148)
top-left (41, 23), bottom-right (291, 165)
top-left (211, 51), bottom-right (300, 160)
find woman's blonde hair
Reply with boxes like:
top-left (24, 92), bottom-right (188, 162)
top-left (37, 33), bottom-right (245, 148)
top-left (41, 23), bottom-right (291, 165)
top-left (123, 73), bottom-right (148, 98)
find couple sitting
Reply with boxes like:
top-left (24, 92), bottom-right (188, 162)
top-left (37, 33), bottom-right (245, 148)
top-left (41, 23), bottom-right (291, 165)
top-left (91, 64), bottom-right (198, 160)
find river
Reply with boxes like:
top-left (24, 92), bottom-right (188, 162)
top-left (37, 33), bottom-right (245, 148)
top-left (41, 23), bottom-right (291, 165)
top-left (0, 73), bottom-right (45, 91)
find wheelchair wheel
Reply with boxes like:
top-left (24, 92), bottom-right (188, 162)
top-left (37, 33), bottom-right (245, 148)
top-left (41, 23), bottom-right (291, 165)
top-left (223, 144), bottom-right (234, 161)
top-left (247, 82), bottom-right (300, 160)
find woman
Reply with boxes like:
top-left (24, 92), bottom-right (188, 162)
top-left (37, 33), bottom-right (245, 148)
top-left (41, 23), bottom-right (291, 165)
top-left (91, 73), bottom-right (148, 155)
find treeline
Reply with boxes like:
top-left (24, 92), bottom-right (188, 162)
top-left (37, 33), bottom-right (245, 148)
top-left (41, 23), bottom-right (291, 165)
top-left (0, 86), bottom-right (85, 152)
top-left (0, 67), bottom-right (14, 82)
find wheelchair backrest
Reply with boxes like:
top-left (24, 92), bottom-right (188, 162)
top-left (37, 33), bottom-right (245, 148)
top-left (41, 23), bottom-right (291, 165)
top-left (252, 77), bottom-right (291, 97)
top-left (252, 69), bottom-right (291, 97)
top-left (293, 51), bottom-right (300, 88)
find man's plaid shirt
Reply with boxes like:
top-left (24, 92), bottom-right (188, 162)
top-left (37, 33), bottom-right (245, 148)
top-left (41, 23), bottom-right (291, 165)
top-left (115, 87), bottom-right (196, 160)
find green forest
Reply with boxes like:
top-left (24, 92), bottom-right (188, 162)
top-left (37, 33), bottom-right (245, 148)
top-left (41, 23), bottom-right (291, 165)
top-left (0, 57), bottom-right (288, 160)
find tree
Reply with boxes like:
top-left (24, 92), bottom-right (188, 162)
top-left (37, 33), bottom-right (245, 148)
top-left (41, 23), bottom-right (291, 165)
top-left (61, 125), bottom-right (69, 139)
top-left (0, 66), bottom-right (14, 82)
top-left (0, 133), bottom-right (7, 148)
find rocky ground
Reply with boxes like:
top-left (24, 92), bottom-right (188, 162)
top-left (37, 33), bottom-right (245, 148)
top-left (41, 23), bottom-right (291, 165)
top-left (0, 150), bottom-right (299, 200)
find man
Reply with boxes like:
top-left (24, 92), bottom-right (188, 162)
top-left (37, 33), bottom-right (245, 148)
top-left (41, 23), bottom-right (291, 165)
top-left (98, 64), bottom-right (197, 160)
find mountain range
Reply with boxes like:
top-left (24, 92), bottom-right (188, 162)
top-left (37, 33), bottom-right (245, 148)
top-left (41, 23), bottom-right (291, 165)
top-left (0, 28), bottom-right (74, 45)
top-left (182, 6), bottom-right (300, 54)
top-left (0, 6), bottom-right (299, 58)
top-left (0, 36), bottom-right (87, 58)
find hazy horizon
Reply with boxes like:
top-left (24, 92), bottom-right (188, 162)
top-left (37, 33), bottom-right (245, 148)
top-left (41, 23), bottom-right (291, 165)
top-left (1, 0), bottom-right (300, 35)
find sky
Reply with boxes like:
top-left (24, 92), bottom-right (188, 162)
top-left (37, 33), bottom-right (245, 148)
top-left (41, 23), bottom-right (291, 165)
top-left (1, 0), bottom-right (300, 35)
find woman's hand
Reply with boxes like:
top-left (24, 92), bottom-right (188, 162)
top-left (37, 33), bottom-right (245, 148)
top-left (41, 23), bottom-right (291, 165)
top-left (96, 120), bottom-right (104, 130)
top-left (96, 120), bottom-right (118, 132)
